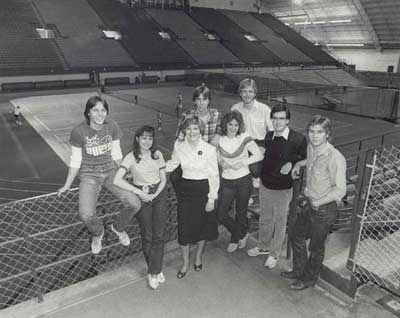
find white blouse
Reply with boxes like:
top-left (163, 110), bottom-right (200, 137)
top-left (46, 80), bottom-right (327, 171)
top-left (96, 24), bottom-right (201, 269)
top-left (166, 139), bottom-right (219, 200)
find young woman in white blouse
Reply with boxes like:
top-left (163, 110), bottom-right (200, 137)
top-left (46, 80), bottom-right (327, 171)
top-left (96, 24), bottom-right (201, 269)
top-left (113, 126), bottom-right (167, 290)
top-left (217, 111), bottom-right (263, 253)
top-left (166, 116), bottom-right (219, 279)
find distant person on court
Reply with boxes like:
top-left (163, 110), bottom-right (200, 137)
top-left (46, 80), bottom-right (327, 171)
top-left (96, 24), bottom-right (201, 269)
top-left (281, 115), bottom-right (346, 290)
top-left (156, 112), bottom-right (162, 131)
top-left (14, 105), bottom-right (22, 125)
top-left (113, 125), bottom-right (167, 290)
top-left (166, 115), bottom-right (219, 279)
top-left (217, 111), bottom-right (263, 253)
top-left (231, 78), bottom-right (273, 188)
top-left (57, 96), bottom-right (141, 254)
top-left (247, 104), bottom-right (307, 269)
top-left (175, 92), bottom-right (183, 118)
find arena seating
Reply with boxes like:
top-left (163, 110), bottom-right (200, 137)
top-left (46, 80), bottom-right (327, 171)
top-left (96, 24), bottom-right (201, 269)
top-left (188, 7), bottom-right (282, 65)
top-left (0, 0), bottom-right (64, 73)
top-left (316, 69), bottom-right (366, 87)
top-left (253, 13), bottom-right (337, 65)
top-left (34, 0), bottom-right (135, 69)
top-left (88, 0), bottom-right (194, 68)
top-left (221, 10), bottom-right (314, 64)
top-left (145, 8), bottom-right (240, 66)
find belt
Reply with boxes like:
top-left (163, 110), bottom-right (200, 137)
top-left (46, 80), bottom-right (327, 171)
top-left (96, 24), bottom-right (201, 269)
top-left (134, 182), bottom-right (160, 195)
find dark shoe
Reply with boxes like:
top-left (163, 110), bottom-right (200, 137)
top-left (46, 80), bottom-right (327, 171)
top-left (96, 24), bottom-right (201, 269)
top-left (177, 270), bottom-right (187, 279)
top-left (194, 264), bottom-right (203, 272)
top-left (290, 280), bottom-right (314, 291)
top-left (280, 271), bottom-right (300, 280)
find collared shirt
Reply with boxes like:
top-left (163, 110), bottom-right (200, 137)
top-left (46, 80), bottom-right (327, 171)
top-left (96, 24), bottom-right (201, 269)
top-left (273, 126), bottom-right (290, 140)
top-left (176, 108), bottom-right (222, 143)
top-left (231, 100), bottom-right (273, 141)
top-left (166, 139), bottom-right (220, 200)
top-left (304, 142), bottom-right (347, 202)
top-left (120, 150), bottom-right (165, 186)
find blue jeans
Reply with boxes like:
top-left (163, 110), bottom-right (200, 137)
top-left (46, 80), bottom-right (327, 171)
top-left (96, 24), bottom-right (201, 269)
top-left (290, 200), bottom-right (338, 283)
top-left (79, 169), bottom-right (141, 236)
top-left (136, 185), bottom-right (168, 275)
top-left (217, 174), bottom-right (253, 243)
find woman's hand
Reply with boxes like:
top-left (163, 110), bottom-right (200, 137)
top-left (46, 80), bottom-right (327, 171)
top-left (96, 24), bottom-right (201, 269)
top-left (291, 163), bottom-right (301, 179)
top-left (280, 162), bottom-right (292, 175)
top-left (205, 199), bottom-right (215, 212)
top-left (138, 191), bottom-right (152, 202)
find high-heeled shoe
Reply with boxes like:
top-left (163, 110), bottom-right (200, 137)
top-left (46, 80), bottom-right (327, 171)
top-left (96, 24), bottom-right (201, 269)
top-left (177, 270), bottom-right (187, 279)
top-left (194, 264), bottom-right (203, 272)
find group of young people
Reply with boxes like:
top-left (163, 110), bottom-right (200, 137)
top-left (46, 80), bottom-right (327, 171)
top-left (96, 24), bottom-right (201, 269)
top-left (58, 78), bottom-right (346, 291)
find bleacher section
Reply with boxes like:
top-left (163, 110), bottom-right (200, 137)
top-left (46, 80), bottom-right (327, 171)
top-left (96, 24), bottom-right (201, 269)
top-left (145, 8), bottom-right (240, 66)
top-left (0, 0), bottom-right (64, 74)
top-left (88, 0), bottom-right (194, 68)
top-left (34, 0), bottom-right (135, 69)
top-left (274, 70), bottom-right (332, 85)
top-left (221, 10), bottom-right (314, 65)
top-left (253, 13), bottom-right (337, 65)
top-left (315, 69), bottom-right (365, 87)
top-left (188, 7), bottom-right (281, 65)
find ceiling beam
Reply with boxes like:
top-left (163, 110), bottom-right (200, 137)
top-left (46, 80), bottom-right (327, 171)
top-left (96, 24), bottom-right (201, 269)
top-left (350, 0), bottom-right (381, 50)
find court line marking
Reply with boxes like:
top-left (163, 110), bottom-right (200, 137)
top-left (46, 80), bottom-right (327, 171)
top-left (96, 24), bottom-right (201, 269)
top-left (0, 113), bottom-right (40, 179)
top-left (33, 114), bottom-right (51, 131)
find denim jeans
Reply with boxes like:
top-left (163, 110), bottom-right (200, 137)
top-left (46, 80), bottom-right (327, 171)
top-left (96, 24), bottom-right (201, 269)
top-left (217, 174), bottom-right (253, 243)
top-left (258, 184), bottom-right (293, 258)
top-left (136, 186), bottom-right (168, 275)
top-left (290, 200), bottom-right (338, 284)
top-left (79, 169), bottom-right (141, 236)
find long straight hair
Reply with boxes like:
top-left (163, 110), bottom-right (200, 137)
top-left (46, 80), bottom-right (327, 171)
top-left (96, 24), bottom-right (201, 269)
top-left (132, 125), bottom-right (159, 163)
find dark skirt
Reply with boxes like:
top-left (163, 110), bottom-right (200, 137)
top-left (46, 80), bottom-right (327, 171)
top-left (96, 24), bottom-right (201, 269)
top-left (177, 178), bottom-right (218, 245)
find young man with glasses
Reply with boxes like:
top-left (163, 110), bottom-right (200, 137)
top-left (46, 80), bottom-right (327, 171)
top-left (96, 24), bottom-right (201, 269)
top-left (247, 104), bottom-right (307, 269)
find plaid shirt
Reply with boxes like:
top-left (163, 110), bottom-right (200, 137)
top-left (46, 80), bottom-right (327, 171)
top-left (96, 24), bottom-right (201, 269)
top-left (176, 108), bottom-right (222, 143)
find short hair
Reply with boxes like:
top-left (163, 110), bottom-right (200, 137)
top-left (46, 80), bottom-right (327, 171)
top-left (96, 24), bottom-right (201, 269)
top-left (270, 104), bottom-right (291, 120)
top-left (192, 85), bottom-right (211, 101)
top-left (180, 115), bottom-right (205, 136)
top-left (84, 96), bottom-right (109, 124)
top-left (221, 111), bottom-right (246, 136)
top-left (238, 78), bottom-right (258, 95)
top-left (306, 115), bottom-right (332, 138)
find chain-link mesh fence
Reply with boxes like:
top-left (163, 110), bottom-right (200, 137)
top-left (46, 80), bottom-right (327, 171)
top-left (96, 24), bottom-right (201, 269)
top-left (0, 184), bottom-right (177, 310)
top-left (351, 145), bottom-right (400, 293)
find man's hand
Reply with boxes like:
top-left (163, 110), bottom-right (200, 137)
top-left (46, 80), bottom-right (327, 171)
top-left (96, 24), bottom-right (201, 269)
top-left (205, 199), bottom-right (215, 212)
top-left (291, 164), bottom-right (301, 179)
top-left (57, 185), bottom-right (70, 196)
top-left (280, 162), bottom-right (292, 175)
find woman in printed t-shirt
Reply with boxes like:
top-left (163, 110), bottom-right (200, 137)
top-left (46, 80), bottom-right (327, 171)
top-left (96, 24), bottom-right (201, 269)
top-left (113, 125), bottom-right (167, 290)
top-left (57, 96), bottom-right (141, 255)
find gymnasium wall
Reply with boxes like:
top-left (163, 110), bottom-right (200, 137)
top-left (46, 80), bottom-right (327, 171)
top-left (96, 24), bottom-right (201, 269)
top-left (330, 48), bottom-right (400, 72)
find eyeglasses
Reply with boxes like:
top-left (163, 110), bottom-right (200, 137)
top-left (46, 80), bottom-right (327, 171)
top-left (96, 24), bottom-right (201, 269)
top-left (272, 117), bottom-right (287, 121)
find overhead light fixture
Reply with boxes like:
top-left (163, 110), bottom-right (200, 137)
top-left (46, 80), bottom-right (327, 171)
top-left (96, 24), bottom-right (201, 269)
top-left (329, 19), bottom-right (352, 24)
top-left (326, 43), bottom-right (364, 47)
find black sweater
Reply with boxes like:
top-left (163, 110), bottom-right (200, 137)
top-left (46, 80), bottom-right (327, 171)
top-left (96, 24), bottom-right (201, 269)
top-left (260, 130), bottom-right (307, 190)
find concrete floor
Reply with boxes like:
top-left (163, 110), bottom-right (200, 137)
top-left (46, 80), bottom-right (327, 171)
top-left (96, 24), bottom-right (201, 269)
top-left (3, 231), bottom-right (396, 318)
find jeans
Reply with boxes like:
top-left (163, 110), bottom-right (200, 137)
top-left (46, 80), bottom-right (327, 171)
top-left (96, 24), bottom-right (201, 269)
top-left (217, 174), bottom-right (253, 243)
top-left (79, 169), bottom-right (141, 236)
top-left (136, 186), bottom-right (168, 275)
top-left (290, 200), bottom-right (338, 283)
top-left (258, 184), bottom-right (293, 258)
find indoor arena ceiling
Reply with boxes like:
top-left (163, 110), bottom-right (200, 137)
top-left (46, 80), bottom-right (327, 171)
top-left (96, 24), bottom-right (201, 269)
top-left (260, 0), bottom-right (400, 49)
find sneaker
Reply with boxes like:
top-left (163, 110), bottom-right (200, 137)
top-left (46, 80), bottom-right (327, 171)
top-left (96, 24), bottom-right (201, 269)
top-left (252, 178), bottom-right (260, 189)
top-left (238, 233), bottom-right (249, 249)
top-left (247, 247), bottom-right (269, 257)
top-left (111, 224), bottom-right (130, 246)
top-left (227, 243), bottom-right (239, 253)
top-left (148, 274), bottom-right (159, 289)
top-left (157, 272), bottom-right (166, 283)
top-left (91, 230), bottom-right (104, 254)
top-left (264, 256), bottom-right (278, 269)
